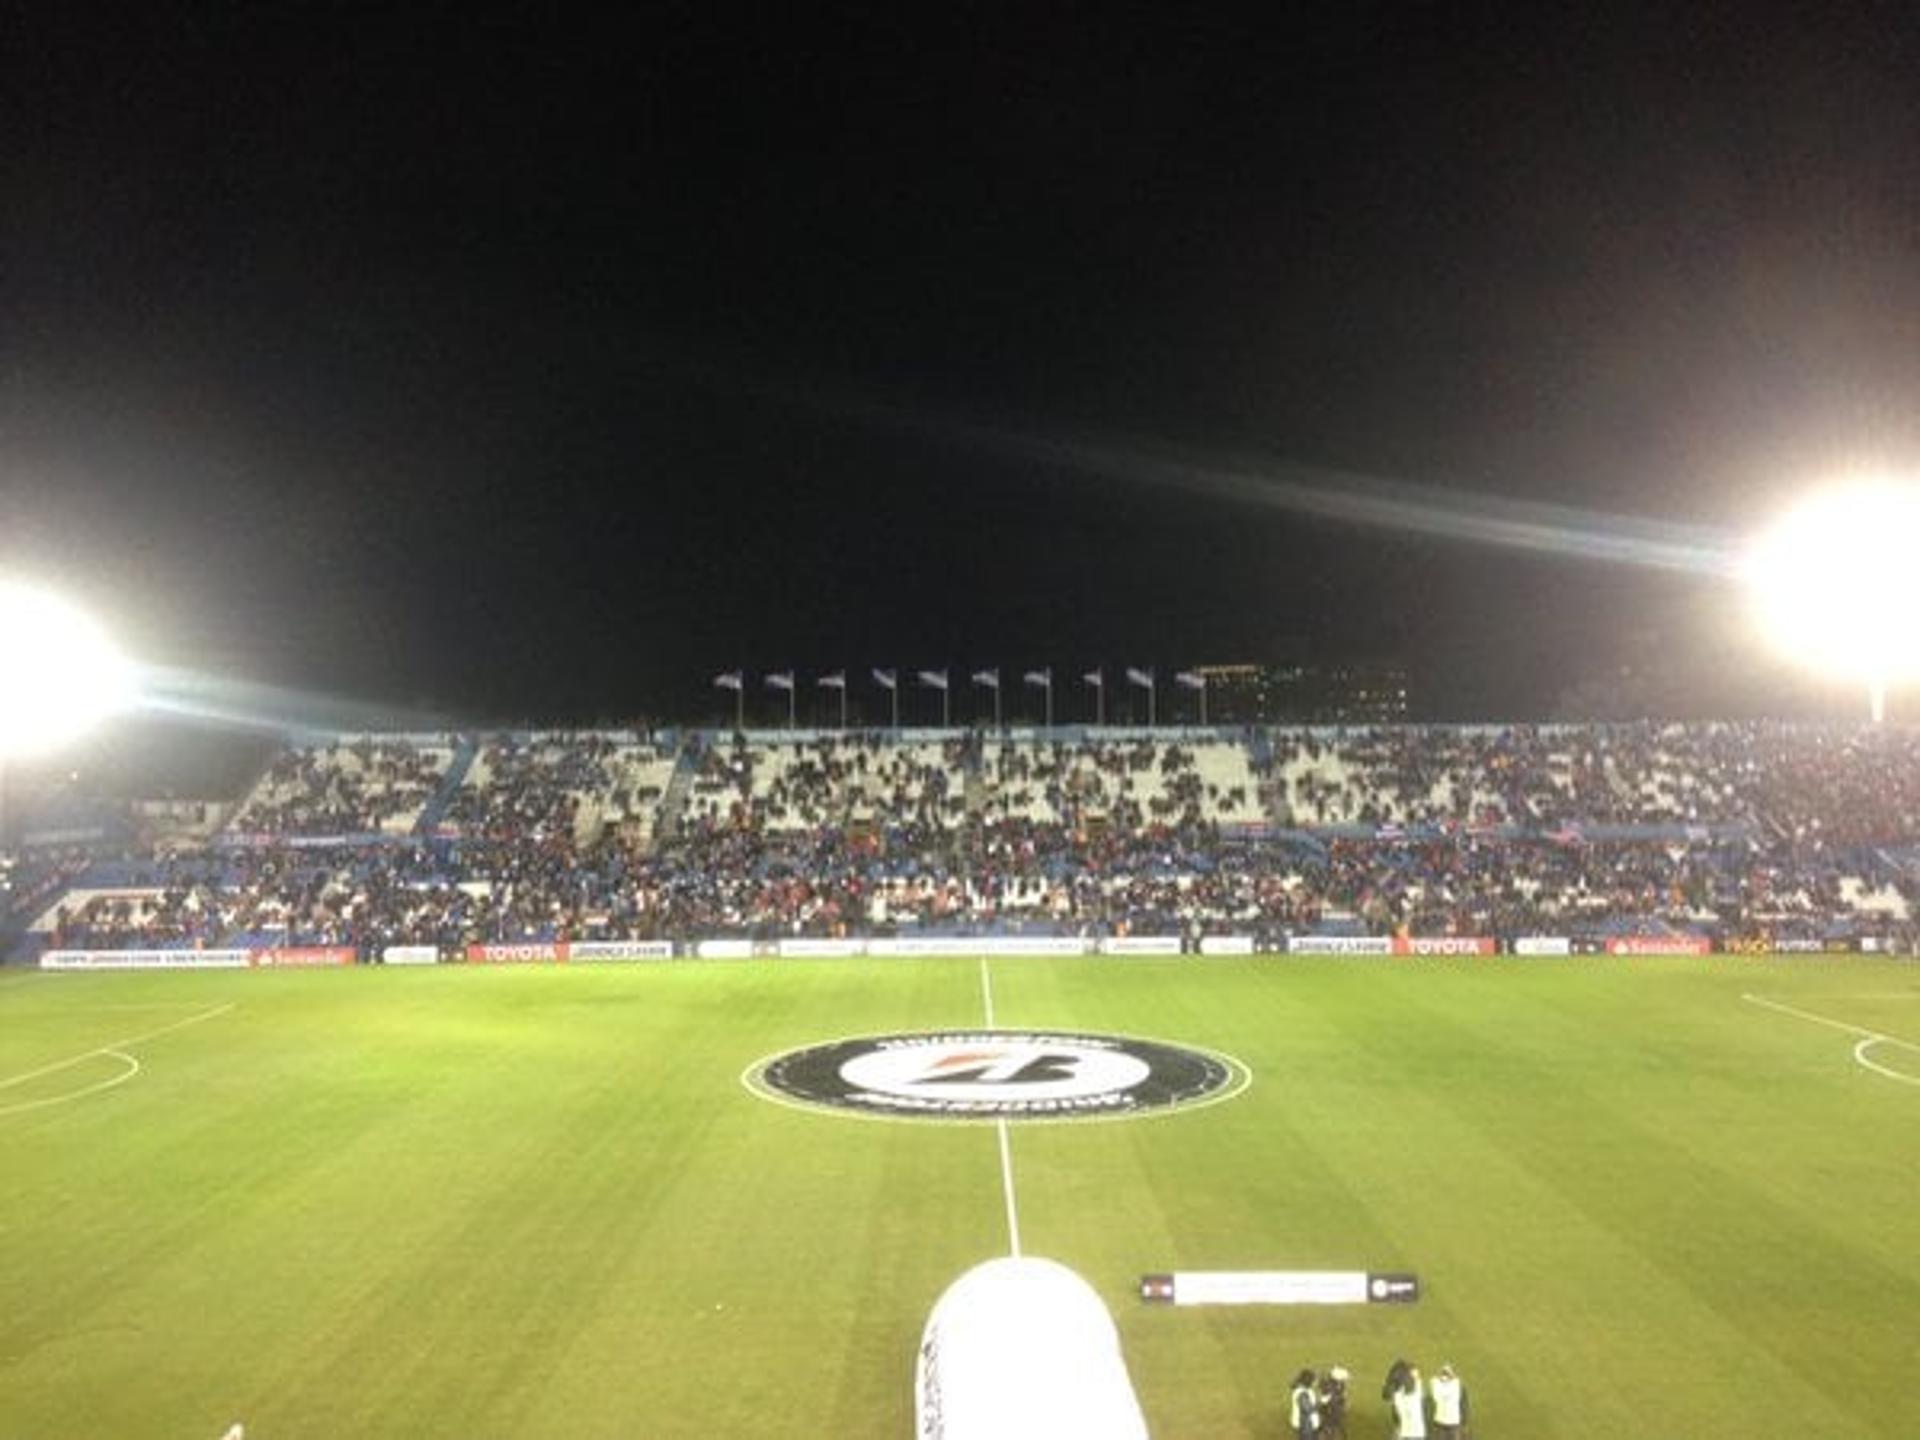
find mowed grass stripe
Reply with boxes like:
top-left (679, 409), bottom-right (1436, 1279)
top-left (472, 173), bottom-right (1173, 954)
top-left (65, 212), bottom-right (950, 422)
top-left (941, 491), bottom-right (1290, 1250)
top-left (1338, 967), bottom-right (1836, 1435)
top-left (260, 984), bottom-right (733, 1434)
top-left (511, 958), bottom-right (1001, 1439)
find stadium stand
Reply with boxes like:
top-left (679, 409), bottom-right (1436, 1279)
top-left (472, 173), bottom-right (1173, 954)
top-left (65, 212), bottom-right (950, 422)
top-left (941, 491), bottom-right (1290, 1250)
top-left (230, 737), bottom-right (452, 837)
top-left (11, 723), bottom-right (1920, 959)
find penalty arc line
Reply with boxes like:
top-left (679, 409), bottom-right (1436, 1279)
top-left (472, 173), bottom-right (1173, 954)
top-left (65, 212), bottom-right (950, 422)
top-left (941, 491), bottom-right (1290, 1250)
top-left (0, 1051), bottom-right (140, 1117)
top-left (980, 958), bottom-right (1022, 1258)
top-left (1853, 1039), bottom-right (1920, 1087)
top-left (0, 1002), bottom-right (237, 1093)
top-left (1741, 993), bottom-right (1920, 1087)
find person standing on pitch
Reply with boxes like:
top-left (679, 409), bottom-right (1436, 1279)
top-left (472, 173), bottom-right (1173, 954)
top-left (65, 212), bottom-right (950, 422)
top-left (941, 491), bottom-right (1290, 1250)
top-left (1316, 1365), bottom-right (1349, 1438)
top-left (1390, 1364), bottom-right (1428, 1439)
top-left (1289, 1368), bottom-right (1320, 1437)
top-left (1381, 1360), bottom-right (1411, 1424)
top-left (1428, 1363), bottom-right (1466, 1439)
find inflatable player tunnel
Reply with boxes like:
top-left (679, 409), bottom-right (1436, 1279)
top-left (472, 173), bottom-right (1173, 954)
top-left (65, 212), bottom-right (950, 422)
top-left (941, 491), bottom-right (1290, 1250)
top-left (915, 1256), bottom-right (1149, 1439)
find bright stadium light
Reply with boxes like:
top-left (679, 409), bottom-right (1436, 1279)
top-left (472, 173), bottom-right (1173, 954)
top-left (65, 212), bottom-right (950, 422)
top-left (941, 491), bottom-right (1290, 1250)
top-left (1744, 480), bottom-right (1920, 722)
top-left (0, 580), bottom-right (136, 758)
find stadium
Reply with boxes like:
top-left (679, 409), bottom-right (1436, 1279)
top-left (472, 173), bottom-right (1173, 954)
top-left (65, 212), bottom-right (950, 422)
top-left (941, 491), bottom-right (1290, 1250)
top-left (4, 708), bottom-right (1920, 1436)
top-left (7, 8), bottom-right (1920, 1438)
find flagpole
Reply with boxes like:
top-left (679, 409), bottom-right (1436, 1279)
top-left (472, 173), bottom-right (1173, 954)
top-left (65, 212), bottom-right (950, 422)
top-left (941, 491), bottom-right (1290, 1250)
top-left (893, 676), bottom-right (899, 732)
top-left (840, 683), bottom-right (848, 731)
top-left (736, 682), bottom-right (743, 732)
top-left (1200, 680), bottom-right (1207, 727)
top-left (994, 678), bottom-right (1002, 729)
top-left (789, 680), bottom-right (796, 730)
top-left (1045, 675), bottom-right (1052, 729)
top-left (1149, 678), bottom-right (1156, 728)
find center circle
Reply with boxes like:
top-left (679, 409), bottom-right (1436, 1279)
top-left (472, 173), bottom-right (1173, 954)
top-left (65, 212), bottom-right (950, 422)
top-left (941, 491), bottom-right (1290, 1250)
top-left (748, 1029), bottom-right (1248, 1123)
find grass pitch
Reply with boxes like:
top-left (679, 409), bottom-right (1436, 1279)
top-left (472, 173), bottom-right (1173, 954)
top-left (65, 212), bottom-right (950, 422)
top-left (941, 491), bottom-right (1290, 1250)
top-left (2, 954), bottom-right (1917, 1438)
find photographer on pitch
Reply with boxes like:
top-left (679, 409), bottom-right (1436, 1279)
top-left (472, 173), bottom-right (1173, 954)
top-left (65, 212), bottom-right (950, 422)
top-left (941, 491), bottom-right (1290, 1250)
top-left (1288, 1368), bottom-right (1320, 1437)
top-left (1315, 1364), bottom-right (1349, 1438)
top-left (1428, 1363), bottom-right (1467, 1439)
top-left (1384, 1359), bottom-right (1427, 1439)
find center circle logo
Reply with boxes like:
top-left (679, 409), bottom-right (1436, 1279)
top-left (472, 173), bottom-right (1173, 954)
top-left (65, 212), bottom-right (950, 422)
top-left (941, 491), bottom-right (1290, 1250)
top-left (749, 1030), bottom-right (1248, 1122)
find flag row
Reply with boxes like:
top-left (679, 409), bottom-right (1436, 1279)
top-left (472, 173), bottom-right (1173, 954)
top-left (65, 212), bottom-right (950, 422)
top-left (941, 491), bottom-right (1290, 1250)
top-left (713, 668), bottom-right (1209, 691)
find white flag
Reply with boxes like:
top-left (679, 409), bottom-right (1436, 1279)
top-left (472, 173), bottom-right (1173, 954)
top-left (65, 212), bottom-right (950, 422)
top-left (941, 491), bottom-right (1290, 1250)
top-left (713, 671), bottom-right (744, 691)
top-left (817, 672), bottom-right (847, 689)
top-left (971, 669), bottom-right (1000, 688)
top-left (1083, 669), bottom-right (1103, 688)
top-left (918, 669), bottom-right (949, 690)
top-left (1126, 667), bottom-right (1154, 688)
top-left (1023, 669), bottom-right (1051, 688)
top-left (872, 668), bottom-right (898, 690)
top-left (1175, 670), bottom-right (1206, 690)
top-left (765, 672), bottom-right (795, 691)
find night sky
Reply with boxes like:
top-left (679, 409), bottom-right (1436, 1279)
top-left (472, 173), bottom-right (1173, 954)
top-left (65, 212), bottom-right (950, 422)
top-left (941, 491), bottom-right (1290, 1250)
top-left (4, 6), bottom-right (1918, 728)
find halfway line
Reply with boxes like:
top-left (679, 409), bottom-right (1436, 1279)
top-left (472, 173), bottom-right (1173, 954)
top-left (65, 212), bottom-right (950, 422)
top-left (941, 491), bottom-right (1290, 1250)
top-left (997, 1119), bottom-right (1023, 1257)
top-left (979, 958), bottom-right (1021, 1257)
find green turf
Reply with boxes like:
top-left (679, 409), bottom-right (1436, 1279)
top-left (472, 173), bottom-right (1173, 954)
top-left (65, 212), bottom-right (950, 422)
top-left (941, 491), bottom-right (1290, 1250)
top-left (2, 955), bottom-right (1917, 1438)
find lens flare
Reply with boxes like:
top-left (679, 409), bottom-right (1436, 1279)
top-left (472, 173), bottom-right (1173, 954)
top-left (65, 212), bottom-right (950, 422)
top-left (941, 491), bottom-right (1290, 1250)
top-left (0, 582), bottom-right (136, 757)
top-left (1744, 481), bottom-right (1920, 688)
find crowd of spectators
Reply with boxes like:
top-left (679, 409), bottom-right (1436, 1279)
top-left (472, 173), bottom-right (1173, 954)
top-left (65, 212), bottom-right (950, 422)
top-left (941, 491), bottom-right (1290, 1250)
top-left (32, 826), bottom-right (1915, 955)
top-left (439, 734), bottom-right (637, 841)
top-left (681, 733), bottom-right (971, 832)
top-left (233, 739), bottom-right (449, 836)
top-left (980, 737), bottom-right (1258, 829)
top-left (18, 723), bottom-right (1920, 956)
top-left (1271, 722), bottom-right (1920, 837)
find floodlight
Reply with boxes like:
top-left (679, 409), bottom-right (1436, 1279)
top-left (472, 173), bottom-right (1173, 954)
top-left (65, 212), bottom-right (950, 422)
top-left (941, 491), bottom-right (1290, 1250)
top-left (1744, 481), bottom-right (1920, 720)
top-left (0, 581), bottom-right (136, 758)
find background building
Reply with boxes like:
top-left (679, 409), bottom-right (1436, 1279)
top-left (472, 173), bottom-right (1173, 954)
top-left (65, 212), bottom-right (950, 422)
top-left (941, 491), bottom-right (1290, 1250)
top-left (1194, 661), bottom-right (1412, 724)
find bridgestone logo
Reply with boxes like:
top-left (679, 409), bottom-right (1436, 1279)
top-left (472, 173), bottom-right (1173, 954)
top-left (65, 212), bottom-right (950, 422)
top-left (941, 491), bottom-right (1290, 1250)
top-left (750, 1030), bottom-right (1246, 1123)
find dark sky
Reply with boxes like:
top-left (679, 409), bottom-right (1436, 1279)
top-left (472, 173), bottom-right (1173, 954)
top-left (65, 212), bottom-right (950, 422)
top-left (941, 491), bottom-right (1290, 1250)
top-left (4, 5), bottom-right (1918, 726)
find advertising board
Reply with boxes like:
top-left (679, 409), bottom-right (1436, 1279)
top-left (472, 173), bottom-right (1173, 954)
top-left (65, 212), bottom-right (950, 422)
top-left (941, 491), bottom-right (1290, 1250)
top-left (1288, 936), bottom-right (1393, 955)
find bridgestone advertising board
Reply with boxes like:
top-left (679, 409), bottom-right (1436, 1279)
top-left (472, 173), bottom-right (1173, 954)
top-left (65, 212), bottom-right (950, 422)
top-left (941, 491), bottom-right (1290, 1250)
top-left (1289, 936), bottom-right (1394, 955)
top-left (567, 940), bottom-right (676, 961)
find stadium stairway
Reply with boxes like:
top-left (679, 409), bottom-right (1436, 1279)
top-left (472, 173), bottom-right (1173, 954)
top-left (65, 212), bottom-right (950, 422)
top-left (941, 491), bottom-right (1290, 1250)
top-left (1246, 726), bottom-right (1275, 774)
top-left (650, 741), bottom-right (704, 845)
top-left (414, 735), bottom-right (479, 834)
top-left (963, 753), bottom-right (987, 822)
